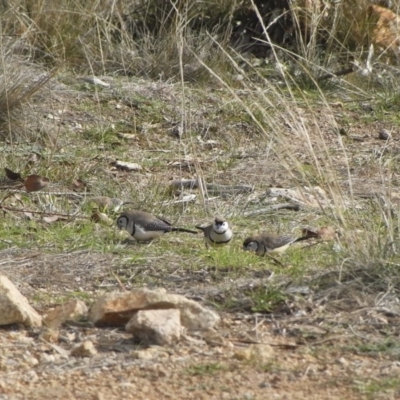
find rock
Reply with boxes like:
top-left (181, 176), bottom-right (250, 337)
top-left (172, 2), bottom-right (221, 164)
top-left (39, 328), bottom-right (60, 343)
top-left (0, 275), bottom-right (42, 327)
top-left (44, 299), bottom-right (88, 329)
top-left (70, 340), bottom-right (97, 357)
top-left (379, 129), bottom-right (391, 140)
top-left (126, 309), bottom-right (181, 345)
top-left (234, 344), bottom-right (274, 364)
top-left (23, 354), bottom-right (39, 367)
top-left (131, 347), bottom-right (168, 360)
top-left (89, 288), bottom-right (220, 331)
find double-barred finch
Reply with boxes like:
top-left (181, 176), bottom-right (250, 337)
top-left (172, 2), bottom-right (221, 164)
top-left (196, 217), bottom-right (233, 248)
top-left (243, 232), bottom-right (311, 256)
top-left (117, 210), bottom-right (197, 242)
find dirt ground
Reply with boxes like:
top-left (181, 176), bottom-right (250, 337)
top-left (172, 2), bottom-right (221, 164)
top-left (1, 74), bottom-right (400, 400)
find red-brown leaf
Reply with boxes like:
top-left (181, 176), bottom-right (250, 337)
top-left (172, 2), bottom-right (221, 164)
top-left (24, 175), bottom-right (50, 193)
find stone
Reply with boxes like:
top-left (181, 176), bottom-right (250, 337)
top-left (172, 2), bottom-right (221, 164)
top-left (70, 340), bottom-right (97, 357)
top-left (379, 129), bottom-right (391, 140)
top-left (131, 347), bottom-right (163, 360)
top-left (0, 275), bottom-right (42, 327)
top-left (126, 309), bottom-right (181, 345)
top-left (89, 288), bottom-right (220, 331)
top-left (44, 299), bottom-right (88, 329)
top-left (233, 344), bottom-right (274, 364)
top-left (39, 328), bottom-right (60, 343)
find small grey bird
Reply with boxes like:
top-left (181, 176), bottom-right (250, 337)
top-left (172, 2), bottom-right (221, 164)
top-left (196, 217), bottom-right (233, 248)
top-left (243, 232), bottom-right (311, 256)
top-left (117, 210), bottom-right (197, 242)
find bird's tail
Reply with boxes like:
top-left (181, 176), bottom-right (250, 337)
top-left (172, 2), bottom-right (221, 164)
top-left (294, 235), bottom-right (313, 243)
top-left (195, 226), bottom-right (206, 232)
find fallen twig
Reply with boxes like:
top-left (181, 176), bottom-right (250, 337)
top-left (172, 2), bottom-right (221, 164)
top-left (0, 205), bottom-right (87, 219)
top-left (171, 179), bottom-right (253, 195)
top-left (242, 203), bottom-right (300, 217)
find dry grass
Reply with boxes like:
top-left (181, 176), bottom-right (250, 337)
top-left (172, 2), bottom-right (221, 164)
top-left (1, 1), bottom-right (400, 398)
top-left (0, 0), bottom-right (399, 300)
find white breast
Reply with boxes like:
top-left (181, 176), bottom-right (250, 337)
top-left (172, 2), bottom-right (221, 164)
top-left (208, 229), bottom-right (233, 245)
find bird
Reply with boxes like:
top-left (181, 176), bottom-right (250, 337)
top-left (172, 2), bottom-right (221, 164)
top-left (243, 232), bottom-right (311, 256)
top-left (195, 217), bottom-right (233, 248)
top-left (116, 210), bottom-right (197, 242)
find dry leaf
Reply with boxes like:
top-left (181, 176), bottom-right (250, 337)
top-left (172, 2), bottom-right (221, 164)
top-left (89, 196), bottom-right (124, 211)
top-left (317, 226), bottom-right (338, 241)
top-left (117, 133), bottom-right (136, 140)
top-left (43, 215), bottom-right (61, 223)
top-left (26, 153), bottom-right (39, 166)
top-left (24, 175), bottom-right (50, 193)
top-left (23, 212), bottom-right (34, 220)
top-left (72, 179), bottom-right (87, 192)
top-left (112, 160), bottom-right (142, 172)
top-left (302, 226), bottom-right (337, 241)
top-left (90, 211), bottom-right (112, 224)
top-left (78, 76), bottom-right (110, 87)
top-left (4, 167), bottom-right (23, 181)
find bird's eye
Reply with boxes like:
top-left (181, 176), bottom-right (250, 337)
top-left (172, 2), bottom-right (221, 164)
top-left (117, 217), bottom-right (127, 228)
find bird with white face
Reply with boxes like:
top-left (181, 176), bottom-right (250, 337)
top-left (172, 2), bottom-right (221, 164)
top-left (196, 217), bottom-right (233, 248)
top-left (243, 232), bottom-right (311, 256)
top-left (117, 210), bottom-right (197, 242)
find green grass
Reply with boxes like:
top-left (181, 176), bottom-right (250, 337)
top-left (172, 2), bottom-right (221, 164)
top-left (0, 0), bottom-right (398, 327)
top-left (186, 362), bottom-right (226, 376)
top-left (247, 286), bottom-right (287, 313)
top-left (350, 339), bottom-right (400, 356)
top-left (356, 377), bottom-right (400, 399)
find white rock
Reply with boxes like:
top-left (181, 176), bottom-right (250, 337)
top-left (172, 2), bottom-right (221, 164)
top-left (40, 353), bottom-right (56, 364)
top-left (70, 340), bottom-right (97, 357)
top-left (44, 299), bottom-right (88, 329)
top-left (0, 275), bottom-right (42, 327)
top-left (126, 309), bottom-right (181, 345)
top-left (89, 288), bottom-right (220, 331)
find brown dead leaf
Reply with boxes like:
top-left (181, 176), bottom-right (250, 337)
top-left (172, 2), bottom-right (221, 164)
top-left (4, 167), bottom-right (23, 181)
top-left (317, 226), bottom-right (338, 241)
top-left (117, 133), bottom-right (137, 140)
top-left (43, 215), bottom-right (61, 223)
top-left (90, 211), bottom-right (112, 224)
top-left (302, 226), bottom-right (337, 241)
top-left (72, 179), bottom-right (87, 192)
top-left (24, 175), bottom-right (50, 193)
